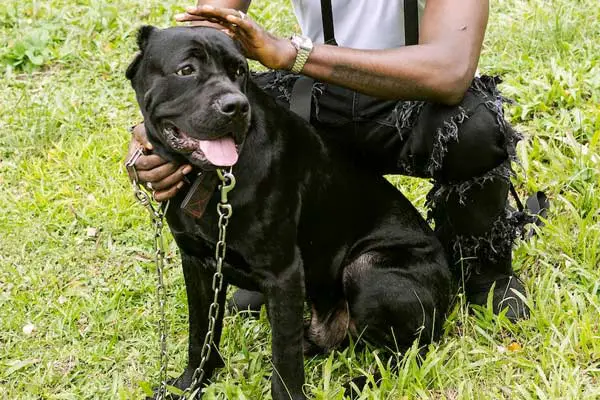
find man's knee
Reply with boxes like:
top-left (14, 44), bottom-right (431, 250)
top-left (441, 104), bottom-right (508, 181)
top-left (412, 78), bottom-right (520, 183)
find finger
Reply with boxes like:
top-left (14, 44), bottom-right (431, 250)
top-left (186, 5), bottom-right (241, 23)
top-left (153, 181), bottom-right (185, 202)
top-left (221, 28), bottom-right (234, 38)
top-left (224, 14), bottom-right (256, 37)
top-left (174, 13), bottom-right (209, 22)
top-left (176, 13), bottom-right (237, 30)
top-left (179, 4), bottom-right (214, 17)
top-left (190, 20), bottom-right (229, 29)
top-left (132, 123), bottom-right (153, 151)
top-left (137, 161), bottom-right (179, 184)
top-left (225, 13), bottom-right (252, 27)
top-left (150, 165), bottom-right (192, 191)
top-left (134, 153), bottom-right (170, 171)
top-left (175, 13), bottom-right (232, 31)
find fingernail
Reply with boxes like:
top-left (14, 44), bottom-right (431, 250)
top-left (202, 5), bottom-right (214, 10)
top-left (182, 165), bottom-right (193, 175)
top-left (175, 13), bottom-right (185, 20)
top-left (185, 6), bottom-right (197, 12)
top-left (177, 182), bottom-right (185, 189)
top-left (145, 143), bottom-right (153, 150)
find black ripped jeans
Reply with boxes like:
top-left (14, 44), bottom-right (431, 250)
top-left (253, 72), bottom-right (531, 309)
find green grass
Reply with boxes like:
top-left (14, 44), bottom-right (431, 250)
top-left (1, 0), bottom-right (599, 398)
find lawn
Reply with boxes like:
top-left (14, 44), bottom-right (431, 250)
top-left (1, 0), bottom-right (599, 399)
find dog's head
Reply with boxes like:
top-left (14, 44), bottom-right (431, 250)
top-left (126, 26), bottom-right (251, 169)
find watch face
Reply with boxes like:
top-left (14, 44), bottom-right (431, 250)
top-left (292, 35), bottom-right (311, 50)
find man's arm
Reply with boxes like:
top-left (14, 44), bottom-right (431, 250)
top-left (300, 0), bottom-right (488, 104)
top-left (183, 0), bottom-right (488, 105)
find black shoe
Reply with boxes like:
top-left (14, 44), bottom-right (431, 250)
top-left (227, 288), bottom-right (265, 316)
top-left (466, 274), bottom-right (529, 321)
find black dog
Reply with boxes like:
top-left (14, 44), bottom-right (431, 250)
top-left (127, 26), bottom-right (451, 399)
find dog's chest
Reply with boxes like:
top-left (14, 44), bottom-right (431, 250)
top-left (167, 204), bottom-right (221, 254)
top-left (167, 202), bottom-right (267, 289)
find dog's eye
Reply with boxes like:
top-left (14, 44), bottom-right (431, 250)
top-left (176, 65), bottom-right (195, 76)
top-left (234, 65), bottom-right (245, 79)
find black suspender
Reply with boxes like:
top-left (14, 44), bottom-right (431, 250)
top-left (404, 0), bottom-right (420, 46)
top-left (291, 0), bottom-right (339, 120)
top-left (320, 0), bottom-right (338, 45)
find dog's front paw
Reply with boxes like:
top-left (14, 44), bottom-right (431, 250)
top-left (146, 368), bottom-right (201, 400)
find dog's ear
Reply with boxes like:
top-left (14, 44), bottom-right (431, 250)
top-left (137, 25), bottom-right (157, 52)
top-left (125, 53), bottom-right (142, 81)
top-left (126, 26), bottom-right (157, 81)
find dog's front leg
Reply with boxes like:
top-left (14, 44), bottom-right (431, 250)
top-left (265, 249), bottom-right (306, 400)
top-left (177, 252), bottom-right (228, 395)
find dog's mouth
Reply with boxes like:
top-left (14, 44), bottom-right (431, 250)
top-left (163, 124), bottom-right (240, 167)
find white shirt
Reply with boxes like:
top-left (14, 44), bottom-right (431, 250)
top-left (290, 0), bottom-right (426, 50)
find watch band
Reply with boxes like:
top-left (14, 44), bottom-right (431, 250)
top-left (291, 50), bottom-right (309, 74)
top-left (290, 35), bottom-right (313, 74)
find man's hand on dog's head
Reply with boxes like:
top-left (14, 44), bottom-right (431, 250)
top-left (175, 5), bottom-right (296, 70)
top-left (126, 123), bottom-right (192, 202)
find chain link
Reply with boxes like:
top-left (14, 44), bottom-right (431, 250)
top-left (127, 151), bottom-right (235, 400)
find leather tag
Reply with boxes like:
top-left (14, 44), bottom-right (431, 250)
top-left (181, 172), bottom-right (219, 219)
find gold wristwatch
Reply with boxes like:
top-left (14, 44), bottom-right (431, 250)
top-left (290, 34), bottom-right (313, 74)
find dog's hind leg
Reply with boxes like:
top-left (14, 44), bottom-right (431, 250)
top-left (343, 252), bottom-right (450, 351)
top-left (304, 294), bottom-right (349, 355)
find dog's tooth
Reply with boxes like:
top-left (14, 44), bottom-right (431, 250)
top-left (164, 127), bottom-right (177, 138)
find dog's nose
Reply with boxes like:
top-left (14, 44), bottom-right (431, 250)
top-left (217, 93), bottom-right (250, 117)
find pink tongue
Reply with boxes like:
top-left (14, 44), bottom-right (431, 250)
top-left (198, 136), bottom-right (239, 166)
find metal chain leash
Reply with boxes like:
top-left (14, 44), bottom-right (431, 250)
top-left (126, 148), bottom-right (170, 400)
top-left (127, 148), bottom-right (236, 400)
top-left (152, 201), bottom-right (170, 400)
top-left (181, 168), bottom-right (235, 399)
